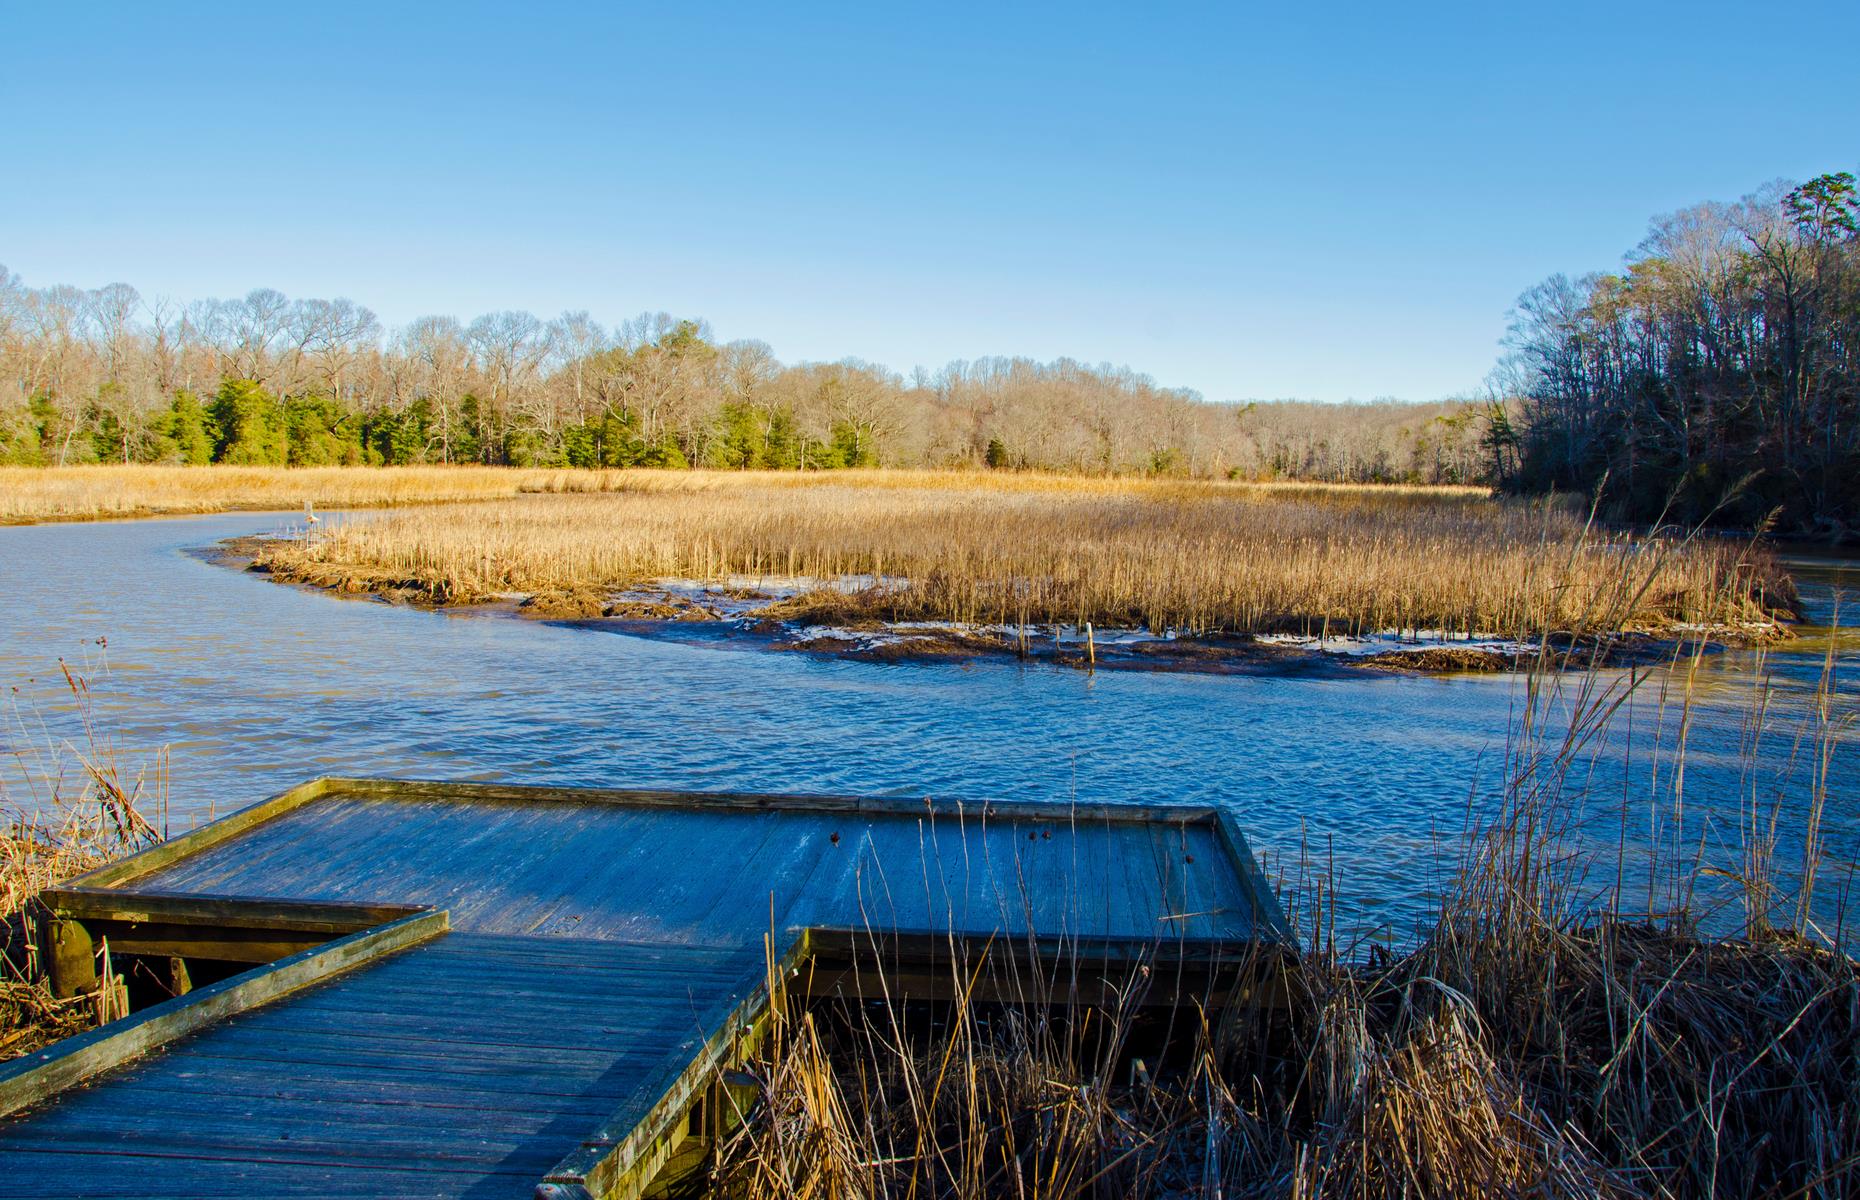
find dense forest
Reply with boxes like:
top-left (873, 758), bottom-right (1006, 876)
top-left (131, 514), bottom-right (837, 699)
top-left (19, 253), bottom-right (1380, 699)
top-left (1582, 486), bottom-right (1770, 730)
top-left (0, 268), bottom-right (1485, 485)
top-left (1499, 171), bottom-right (1859, 537)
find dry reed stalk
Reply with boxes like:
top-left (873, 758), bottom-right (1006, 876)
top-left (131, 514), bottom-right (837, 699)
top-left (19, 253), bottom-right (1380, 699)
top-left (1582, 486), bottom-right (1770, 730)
top-left (2, 660), bottom-right (165, 1058)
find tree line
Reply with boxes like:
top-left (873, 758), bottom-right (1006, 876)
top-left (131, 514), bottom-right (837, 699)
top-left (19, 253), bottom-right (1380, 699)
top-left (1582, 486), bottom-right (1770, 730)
top-left (8, 171), bottom-right (1854, 528)
top-left (1497, 171), bottom-right (1860, 537)
top-left (0, 270), bottom-right (1487, 484)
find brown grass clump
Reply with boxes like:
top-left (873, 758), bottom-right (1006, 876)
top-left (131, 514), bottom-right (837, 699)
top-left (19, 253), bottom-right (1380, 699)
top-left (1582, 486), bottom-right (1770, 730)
top-left (717, 920), bottom-right (1856, 1198)
top-left (2, 662), bottom-right (165, 1058)
top-left (257, 471), bottom-right (1791, 641)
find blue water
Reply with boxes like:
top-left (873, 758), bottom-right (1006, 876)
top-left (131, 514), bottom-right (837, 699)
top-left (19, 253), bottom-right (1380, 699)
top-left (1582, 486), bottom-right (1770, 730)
top-left (2, 513), bottom-right (1853, 943)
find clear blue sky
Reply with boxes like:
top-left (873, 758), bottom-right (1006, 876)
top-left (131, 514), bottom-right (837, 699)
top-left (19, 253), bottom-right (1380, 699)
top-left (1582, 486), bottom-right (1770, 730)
top-left (3, 2), bottom-right (1854, 403)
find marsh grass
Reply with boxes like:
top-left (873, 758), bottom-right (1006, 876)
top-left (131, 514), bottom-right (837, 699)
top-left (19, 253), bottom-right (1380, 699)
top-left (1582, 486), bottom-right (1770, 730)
top-left (708, 595), bottom-right (1855, 1199)
top-left (255, 472), bottom-right (1791, 641)
top-left (0, 464), bottom-right (1488, 525)
top-left (1, 659), bottom-right (165, 1057)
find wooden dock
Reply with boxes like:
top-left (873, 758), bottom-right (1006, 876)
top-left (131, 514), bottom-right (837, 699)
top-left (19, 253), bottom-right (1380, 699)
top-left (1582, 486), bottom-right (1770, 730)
top-left (0, 779), bottom-right (1292, 1199)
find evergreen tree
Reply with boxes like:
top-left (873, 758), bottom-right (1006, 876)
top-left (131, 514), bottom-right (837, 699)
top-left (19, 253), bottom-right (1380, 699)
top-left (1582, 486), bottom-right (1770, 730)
top-left (210, 379), bottom-right (287, 465)
top-left (164, 391), bottom-right (214, 464)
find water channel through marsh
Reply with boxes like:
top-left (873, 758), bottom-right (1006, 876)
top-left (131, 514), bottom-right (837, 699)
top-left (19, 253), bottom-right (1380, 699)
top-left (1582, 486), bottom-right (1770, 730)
top-left (2, 513), bottom-right (1854, 944)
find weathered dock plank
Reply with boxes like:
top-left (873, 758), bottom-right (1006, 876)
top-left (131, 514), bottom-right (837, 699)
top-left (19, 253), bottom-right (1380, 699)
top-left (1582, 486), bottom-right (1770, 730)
top-left (0, 910), bottom-right (447, 1117)
top-left (119, 787), bottom-right (1264, 947)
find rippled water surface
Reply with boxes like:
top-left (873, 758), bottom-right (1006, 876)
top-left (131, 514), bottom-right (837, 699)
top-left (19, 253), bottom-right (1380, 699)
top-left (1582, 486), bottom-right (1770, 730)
top-left (3, 514), bottom-right (1854, 941)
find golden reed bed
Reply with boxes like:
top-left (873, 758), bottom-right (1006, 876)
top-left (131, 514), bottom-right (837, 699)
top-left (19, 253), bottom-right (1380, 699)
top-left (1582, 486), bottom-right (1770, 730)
top-left (1, 464), bottom-right (1483, 522)
top-left (0, 464), bottom-right (583, 523)
top-left (243, 470), bottom-right (1790, 639)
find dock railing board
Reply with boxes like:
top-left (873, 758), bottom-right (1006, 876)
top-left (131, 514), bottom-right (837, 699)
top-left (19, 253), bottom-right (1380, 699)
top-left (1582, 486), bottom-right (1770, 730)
top-left (9, 778), bottom-right (1295, 1200)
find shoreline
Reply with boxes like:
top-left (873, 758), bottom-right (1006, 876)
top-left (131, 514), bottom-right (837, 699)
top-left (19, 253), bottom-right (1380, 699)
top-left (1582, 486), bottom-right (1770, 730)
top-left (0, 495), bottom-right (475, 528)
top-left (2, 466), bottom-right (1856, 550)
top-left (214, 535), bottom-right (1771, 678)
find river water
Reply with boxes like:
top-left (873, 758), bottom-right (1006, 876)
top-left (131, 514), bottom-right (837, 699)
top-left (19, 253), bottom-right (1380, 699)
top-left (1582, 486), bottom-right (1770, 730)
top-left (2, 513), bottom-right (1854, 944)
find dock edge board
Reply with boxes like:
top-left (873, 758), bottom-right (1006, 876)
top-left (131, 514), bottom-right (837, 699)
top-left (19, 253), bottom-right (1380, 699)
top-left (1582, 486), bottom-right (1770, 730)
top-left (537, 929), bottom-right (816, 1200)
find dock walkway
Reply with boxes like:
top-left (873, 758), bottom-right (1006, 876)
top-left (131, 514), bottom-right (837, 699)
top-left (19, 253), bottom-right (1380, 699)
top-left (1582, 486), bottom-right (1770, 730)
top-left (0, 779), bottom-right (1290, 1199)
top-left (2, 936), bottom-right (761, 1198)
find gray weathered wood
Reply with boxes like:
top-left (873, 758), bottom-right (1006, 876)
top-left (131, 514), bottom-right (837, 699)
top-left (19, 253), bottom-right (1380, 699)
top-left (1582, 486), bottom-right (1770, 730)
top-left (67, 777), bottom-right (337, 889)
top-left (0, 908), bottom-right (447, 1117)
top-left (7, 778), bottom-right (1292, 1200)
top-left (1212, 809), bottom-right (1298, 944)
top-left (46, 885), bottom-right (428, 932)
top-left (540, 930), bottom-right (814, 1200)
top-left (330, 775), bottom-right (1217, 825)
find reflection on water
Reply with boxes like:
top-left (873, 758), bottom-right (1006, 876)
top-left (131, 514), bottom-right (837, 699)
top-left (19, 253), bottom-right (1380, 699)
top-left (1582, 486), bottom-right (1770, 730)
top-left (1, 514), bottom-right (1853, 943)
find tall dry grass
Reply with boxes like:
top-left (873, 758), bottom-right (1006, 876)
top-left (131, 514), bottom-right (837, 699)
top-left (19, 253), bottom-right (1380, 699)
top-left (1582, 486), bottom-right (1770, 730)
top-left (711, 642), bottom-right (1857, 1200)
top-left (1, 660), bottom-right (165, 1057)
top-left (0, 463), bottom-right (712, 523)
top-left (259, 473), bottom-right (1792, 639)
